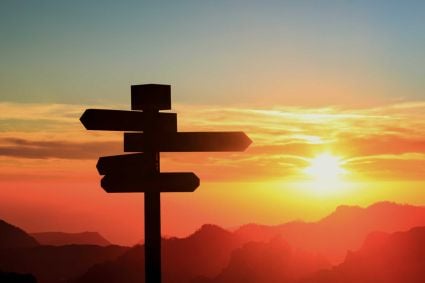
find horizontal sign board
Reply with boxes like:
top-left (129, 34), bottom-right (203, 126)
top-left (80, 109), bottom-right (177, 132)
top-left (97, 153), bottom-right (151, 175)
top-left (124, 132), bottom-right (252, 152)
top-left (100, 172), bottom-right (200, 193)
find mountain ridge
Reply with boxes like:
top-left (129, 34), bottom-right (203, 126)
top-left (235, 201), bottom-right (425, 263)
top-left (31, 231), bottom-right (111, 247)
top-left (0, 219), bottom-right (39, 249)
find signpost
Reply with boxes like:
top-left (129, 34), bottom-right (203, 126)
top-left (80, 84), bottom-right (252, 283)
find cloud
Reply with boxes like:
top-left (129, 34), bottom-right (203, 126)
top-left (0, 138), bottom-right (121, 159)
top-left (2, 101), bottom-right (425, 181)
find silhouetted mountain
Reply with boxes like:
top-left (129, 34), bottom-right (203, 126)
top-left (0, 219), bottom-right (39, 249)
top-left (31, 232), bottom-right (111, 247)
top-left (0, 245), bottom-right (128, 283)
top-left (0, 270), bottom-right (37, 283)
top-left (193, 236), bottom-right (330, 283)
top-left (235, 202), bottom-right (425, 263)
top-left (75, 224), bottom-right (244, 283)
top-left (4, 202), bottom-right (425, 283)
top-left (301, 226), bottom-right (425, 283)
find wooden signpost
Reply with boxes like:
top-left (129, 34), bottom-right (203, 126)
top-left (80, 84), bottom-right (252, 283)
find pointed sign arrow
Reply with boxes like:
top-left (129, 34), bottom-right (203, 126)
top-left (124, 132), bottom-right (252, 152)
top-left (80, 109), bottom-right (177, 132)
top-left (100, 172), bottom-right (200, 193)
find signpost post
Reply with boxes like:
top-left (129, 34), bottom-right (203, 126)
top-left (80, 84), bottom-right (252, 283)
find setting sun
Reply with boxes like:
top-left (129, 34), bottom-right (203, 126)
top-left (300, 153), bottom-right (350, 195)
top-left (305, 153), bottom-right (347, 181)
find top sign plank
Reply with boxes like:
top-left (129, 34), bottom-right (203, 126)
top-left (80, 109), bottom-right (177, 132)
top-left (131, 84), bottom-right (171, 110)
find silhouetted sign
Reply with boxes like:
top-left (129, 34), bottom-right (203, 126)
top-left (80, 109), bottom-right (177, 132)
top-left (131, 84), bottom-right (171, 110)
top-left (124, 132), bottom-right (252, 152)
top-left (97, 153), bottom-right (148, 175)
top-left (80, 84), bottom-right (252, 283)
top-left (101, 172), bottom-right (200, 193)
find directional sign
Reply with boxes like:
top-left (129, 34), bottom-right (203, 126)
top-left (80, 109), bottom-right (177, 132)
top-left (80, 83), bottom-right (252, 283)
top-left (124, 132), bottom-right (252, 152)
top-left (131, 84), bottom-right (171, 110)
top-left (100, 172), bottom-right (200, 193)
top-left (97, 153), bottom-right (148, 175)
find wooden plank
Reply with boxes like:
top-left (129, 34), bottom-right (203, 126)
top-left (80, 109), bottom-right (177, 131)
top-left (124, 132), bottom-right (252, 152)
top-left (96, 153), bottom-right (148, 175)
top-left (100, 172), bottom-right (200, 193)
top-left (131, 84), bottom-right (171, 110)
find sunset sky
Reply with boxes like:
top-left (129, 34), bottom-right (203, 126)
top-left (1, 1), bottom-right (425, 245)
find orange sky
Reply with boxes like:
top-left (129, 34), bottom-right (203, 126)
top-left (2, 1), bottom-right (425, 247)
top-left (1, 101), bottom-right (425, 245)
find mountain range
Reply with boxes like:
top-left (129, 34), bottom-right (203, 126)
top-left (234, 201), bottom-right (425, 263)
top-left (301, 226), bottom-right (425, 283)
top-left (1, 201), bottom-right (425, 283)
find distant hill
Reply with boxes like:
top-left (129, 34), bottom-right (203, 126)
top-left (3, 201), bottom-right (425, 283)
top-left (301, 226), bottom-right (425, 283)
top-left (31, 232), bottom-right (111, 247)
top-left (235, 201), bottom-right (425, 263)
top-left (0, 219), bottom-right (39, 249)
top-left (75, 224), bottom-right (244, 283)
top-left (0, 245), bottom-right (128, 283)
top-left (193, 236), bottom-right (330, 283)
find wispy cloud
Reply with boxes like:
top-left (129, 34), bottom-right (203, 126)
top-left (1, 101), bottom-right (425, 181)
top-left (0, 138), bottom-right (121, 159)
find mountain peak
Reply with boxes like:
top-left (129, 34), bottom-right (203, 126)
top-left (190, 224), bottom-right (231, 239)
top-left (0, 219), bottom-right (39, 248)
top-left (334, 204), bottom-right (362, 213)
top-left (366, 201), bottom-right (406, 210)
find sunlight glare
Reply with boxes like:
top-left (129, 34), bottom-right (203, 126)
top-left (302, 153), bottom-right (348, 196)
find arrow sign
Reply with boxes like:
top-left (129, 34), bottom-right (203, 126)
top-left (97, 153), bottom-right (149, 175)
top-left (80, 109), bottom-right (177, 132)
top-left (124, 132), bottom-right (252, 152)
top-left (100, 172), bottom-right (200, 193)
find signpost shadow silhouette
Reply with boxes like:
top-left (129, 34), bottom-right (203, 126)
top-left (80, 84), bottom-right (252, 283)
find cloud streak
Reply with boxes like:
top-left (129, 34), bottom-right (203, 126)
top-left (0, 138), bottom-right (121, 160)
top-left (2, 101), bottom-right (425, 181)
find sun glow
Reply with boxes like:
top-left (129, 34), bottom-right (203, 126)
top-left (305, 153), bottom-right (346, 181)
top-left (302, 153), bottom-right (349, 195)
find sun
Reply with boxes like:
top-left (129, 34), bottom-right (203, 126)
top-left (302, 153), bottom-right (348, 195)
top-left (305, 153), bottom-right (346, 181)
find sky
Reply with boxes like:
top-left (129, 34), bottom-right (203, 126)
top-left (1, 0), bottom-right (425, 245)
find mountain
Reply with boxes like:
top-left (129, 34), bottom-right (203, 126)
top-left (193, 236), bottom-right (330, 283)
top-left (0, 270), bottom-right (37, 283)
top-left (301, 226), bottom-right (425, 283)
top-left (31, 232), bottom-right (111, 247)
top-left (75, 224), bottom-right (244, 283)
top-left (3, 201), bottom-right (425, 283)
top-left (0, 219), bottom-right (39, 249)
top-left (0, 245), bottom-right (128, 283)
top-left (235, 202), bottom-right (425, 263)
